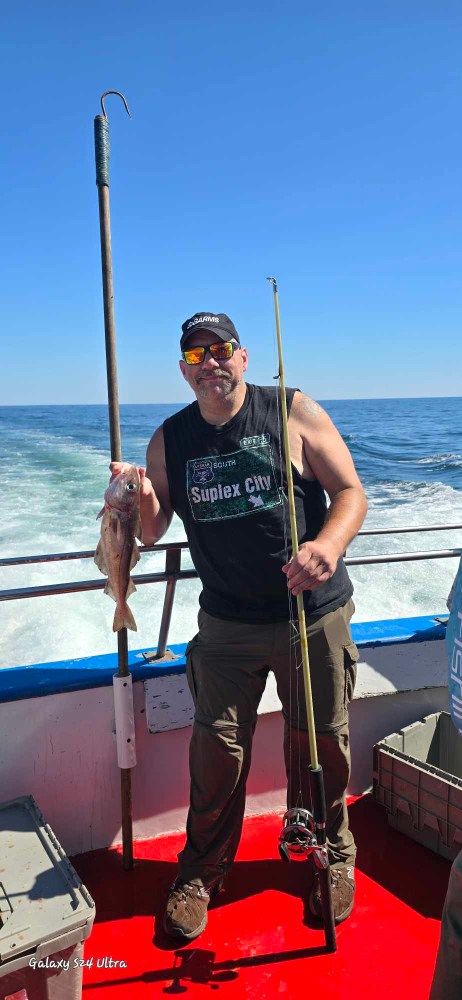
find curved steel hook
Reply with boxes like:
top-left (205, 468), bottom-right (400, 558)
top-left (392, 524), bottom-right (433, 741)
top-left (100, 91), bottom-right (132, 120)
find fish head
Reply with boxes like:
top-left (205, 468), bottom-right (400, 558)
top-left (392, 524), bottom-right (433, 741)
top-left (104, 465), bottom-right (141, 511)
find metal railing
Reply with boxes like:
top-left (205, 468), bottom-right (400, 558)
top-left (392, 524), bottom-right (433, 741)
top-left (1, 525), bottom-right (461, 660)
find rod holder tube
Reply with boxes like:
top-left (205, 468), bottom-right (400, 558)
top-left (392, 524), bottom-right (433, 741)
top-left (113, 673), bottom-right (137, 769)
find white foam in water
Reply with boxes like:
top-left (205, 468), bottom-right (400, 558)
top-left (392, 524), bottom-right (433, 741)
top-left (1, 408), bottom-right (461, 670)
top-left (0, 514), bottom-right (201, 670)
top-left (349, 481), bottom-right (462, 622)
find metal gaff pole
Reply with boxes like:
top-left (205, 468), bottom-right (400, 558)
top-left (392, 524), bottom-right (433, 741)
top-left (94, 90), bottom-right (134, 871)
top-left (267, 277), bottom-right (336, 952)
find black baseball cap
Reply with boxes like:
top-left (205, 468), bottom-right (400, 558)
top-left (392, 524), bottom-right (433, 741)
top-left (180, 312), bottom-right (240, 350)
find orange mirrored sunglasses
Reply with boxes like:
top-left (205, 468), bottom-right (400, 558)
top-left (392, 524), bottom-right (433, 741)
top-left (182, 341), bottom-right (240, 365)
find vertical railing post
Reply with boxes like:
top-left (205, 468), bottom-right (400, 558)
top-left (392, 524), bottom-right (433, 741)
top-left (155, 548), bottom-right (182, 658)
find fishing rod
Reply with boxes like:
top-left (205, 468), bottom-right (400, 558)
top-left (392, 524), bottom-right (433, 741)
top-left (267, 277), bottom-right (336, 953)
top-left (94, 90), bottom-right (135, 871)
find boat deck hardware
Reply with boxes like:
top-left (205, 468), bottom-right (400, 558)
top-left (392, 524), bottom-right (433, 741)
top-left (141, 648), bottom-right (181, 664)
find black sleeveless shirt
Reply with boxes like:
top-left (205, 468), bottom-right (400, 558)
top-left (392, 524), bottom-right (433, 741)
top-left (163, 384), bottom-right (353, 622)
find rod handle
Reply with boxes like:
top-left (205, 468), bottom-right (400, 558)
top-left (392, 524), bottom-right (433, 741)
top-left (317, 866), bottom-right (337, 952)
top-left (308, 764), bottom-right (327, 841)
top-left (309, 764), bottom-right (337, 950)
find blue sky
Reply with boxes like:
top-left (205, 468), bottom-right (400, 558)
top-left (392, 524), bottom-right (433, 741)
top-left (1, 2), bottom-right (461, 404)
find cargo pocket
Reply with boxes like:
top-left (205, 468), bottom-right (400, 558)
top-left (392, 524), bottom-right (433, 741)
top-left (344, 641), bottom-right (359, 707)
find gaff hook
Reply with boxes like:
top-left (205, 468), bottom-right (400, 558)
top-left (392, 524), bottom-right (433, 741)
top-left (94, 91), bottom-right (130, 188)
top-left (100, 91), bottom-right (132, 120)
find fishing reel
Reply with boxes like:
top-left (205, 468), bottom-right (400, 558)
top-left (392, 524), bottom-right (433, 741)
top-left (278, 807), bottom-right (329, 869)
top-left (278, 807), bottom-right (316, 862)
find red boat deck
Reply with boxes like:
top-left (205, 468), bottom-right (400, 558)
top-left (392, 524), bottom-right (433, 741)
top-left (72, 795), bottom-right (449, 999)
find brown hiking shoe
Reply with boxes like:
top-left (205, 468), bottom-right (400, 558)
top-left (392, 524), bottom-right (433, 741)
top-left (163, 878), bottom-right (221, 941)
top-left (308, 863), bottom-right (355, 925)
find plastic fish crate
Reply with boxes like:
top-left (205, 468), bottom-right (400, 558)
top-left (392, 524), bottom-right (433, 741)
top-left (373, 711), bottom-right (462, 861)
top-left (0, 795), bottom-right (95, 1000)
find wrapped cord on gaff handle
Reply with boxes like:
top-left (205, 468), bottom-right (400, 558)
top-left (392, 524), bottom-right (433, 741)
top-left (94, 91), bottom-right (131, 189)
top-left (94, 114), bottom-right (110, 187)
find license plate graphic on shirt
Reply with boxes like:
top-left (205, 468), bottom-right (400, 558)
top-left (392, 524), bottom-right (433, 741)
top-left (187, 443), bottom-right (282, 521)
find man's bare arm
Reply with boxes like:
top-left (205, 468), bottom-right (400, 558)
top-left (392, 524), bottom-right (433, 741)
top-left (141, 426), bottom-right (173, 544)
top-left (284, 391), bottom-right (368, 594)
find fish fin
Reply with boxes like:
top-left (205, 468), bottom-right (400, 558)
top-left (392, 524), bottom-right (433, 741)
top-left (129, 543), bottom-right (141, 571)
top-left (96, 506), bottom-right (105, 519)
top-left (126, 576), bottom-right (137, 598)
top-left (113, 603), bottom-right (137, 632)
top-left (94, 540), bottom-right (109, 575)
top-left (104, 580), bottom-right (116, 601)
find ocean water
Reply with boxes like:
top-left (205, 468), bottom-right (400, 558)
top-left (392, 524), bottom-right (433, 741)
top-left (1, 397), bottom-right (461, 670)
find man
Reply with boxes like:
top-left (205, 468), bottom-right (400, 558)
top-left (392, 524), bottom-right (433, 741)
top-left (111, 311), bottom-right (367, 941)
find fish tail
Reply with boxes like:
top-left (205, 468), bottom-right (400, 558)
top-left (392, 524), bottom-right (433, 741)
top-left (113, 603), bottom-right (137, 632)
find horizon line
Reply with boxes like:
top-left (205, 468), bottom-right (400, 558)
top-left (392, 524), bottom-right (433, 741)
top-left (1, 394), bottom-right (462, 407)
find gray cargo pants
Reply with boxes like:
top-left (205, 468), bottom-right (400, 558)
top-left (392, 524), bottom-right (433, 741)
top-left (178, 598), bottom-right (358, 885)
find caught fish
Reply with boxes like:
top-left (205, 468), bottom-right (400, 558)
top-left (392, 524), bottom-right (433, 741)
top-left (94, 465), bottom-right (142, 631)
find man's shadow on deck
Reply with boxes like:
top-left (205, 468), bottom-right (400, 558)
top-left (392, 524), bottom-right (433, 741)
top-left (74, 848), bottom-right (315, 942)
